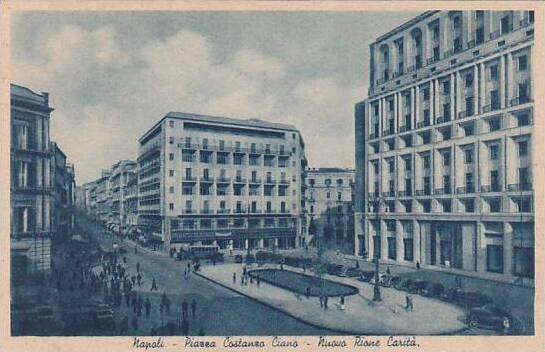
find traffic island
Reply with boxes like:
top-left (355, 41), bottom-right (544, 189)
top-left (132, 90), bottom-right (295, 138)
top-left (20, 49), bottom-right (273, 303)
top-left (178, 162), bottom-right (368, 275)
top-left (197, 263), bottom-right (467, 335)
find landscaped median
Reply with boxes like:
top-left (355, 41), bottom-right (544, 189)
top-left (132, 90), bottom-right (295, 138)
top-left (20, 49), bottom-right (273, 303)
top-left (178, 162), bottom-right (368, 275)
top-left (196, 263), bottom-right (467, 335)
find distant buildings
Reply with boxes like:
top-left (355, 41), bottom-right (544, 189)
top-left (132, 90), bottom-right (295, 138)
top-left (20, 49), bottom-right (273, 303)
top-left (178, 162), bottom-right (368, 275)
top-left (10, 84), bottom-right (76, 279)
top-left (137, 112), bottom-right (307, 251)
top-left (304, 168), bottom-right (355, 253)
top-left (109, 160), bottom-right (137, 234)
top-left (355, 11), bottom-right (534, 282)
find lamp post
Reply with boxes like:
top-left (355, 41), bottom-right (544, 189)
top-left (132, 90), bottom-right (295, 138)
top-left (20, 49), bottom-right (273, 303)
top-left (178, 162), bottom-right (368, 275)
top-left (372, 196), bottom-right (382, 302)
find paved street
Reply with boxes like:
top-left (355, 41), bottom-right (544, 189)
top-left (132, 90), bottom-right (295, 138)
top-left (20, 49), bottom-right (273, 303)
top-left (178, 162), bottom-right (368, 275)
top-left (78, 214), bottom-right (337, 336)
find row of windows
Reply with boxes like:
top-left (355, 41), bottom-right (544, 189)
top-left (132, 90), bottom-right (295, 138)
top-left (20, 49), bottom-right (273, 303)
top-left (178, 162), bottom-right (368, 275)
top-left (168, 200), bottom-right (295, 213)
top-left (307, 178), bottom-right (352, 187)
top-left (177, 151), bottom-right (294, 167)
top-left (176, 184), bottom-right (295, 197)
top-left (170, 217), bottom-right (295, 230)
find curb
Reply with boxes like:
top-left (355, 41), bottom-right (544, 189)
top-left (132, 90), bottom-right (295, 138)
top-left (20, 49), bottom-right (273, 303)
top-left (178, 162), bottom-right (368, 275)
top-left (194, 270), bottom-right (466, 336)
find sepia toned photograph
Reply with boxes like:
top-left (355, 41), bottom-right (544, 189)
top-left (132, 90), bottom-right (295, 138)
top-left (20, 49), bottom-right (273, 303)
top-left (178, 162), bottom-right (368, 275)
top-left (3, 2), bottom-right (541, 348)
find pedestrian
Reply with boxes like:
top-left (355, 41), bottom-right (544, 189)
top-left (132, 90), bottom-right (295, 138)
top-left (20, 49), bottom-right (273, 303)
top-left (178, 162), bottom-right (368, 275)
top-left (151, 277), bottom-right (158, 291)
top-left (131, 315), bottom-right (138, 331)
top-left (305, 286), bottom-right (311, 298)
top-left (243, 265), bottom-right (247, 276)
top-left (250, 276), bottom-right (254, 284)
top-left (324, 296), bottom-right (328, 309)
top-left (165, 297), bottom-right (171, 315)
top-left (256, 276), bottom-right (260, 287)
top-left (187, 262), bottom-right (191, 272)
top-left (405, 293), bottom-right (413, 312)
top-left (416, 261), bottom-right (420, 270)
top-left (233, 272), bottom-right (236, 285)
top-left (131, 275), bottom-right (136, 285)
top-left (319, 295), bottom-right (324, 308)
top-left (182, 299), bottom-right (188, 319)
top-left (137, 273), bottom-right (142, 286)
top-left (119, 316), bottom-right (129, 335)
top-left (191, 299), bottom-right (197, 317)
top-left (386, 267), bottom-right (391, 275)
top-left (339, 295), bottom-right (345, 311)
top-left (136, 262), bottom-right (140, 273)
top-left (181, 319), bottom-right (189, 336)
top-left (145, 298), bottom-right (151, 318)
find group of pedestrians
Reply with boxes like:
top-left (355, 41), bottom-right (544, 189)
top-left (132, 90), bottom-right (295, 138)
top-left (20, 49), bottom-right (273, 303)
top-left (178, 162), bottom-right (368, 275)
top-left (234, 266), bottom-right (261, 287)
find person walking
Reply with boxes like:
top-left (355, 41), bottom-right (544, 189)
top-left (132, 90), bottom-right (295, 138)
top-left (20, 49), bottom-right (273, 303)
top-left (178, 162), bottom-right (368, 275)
top-left (319, 295), bottom-right (324, 308)
top-left (131, 315), bottom-right (138, 332)
top-left (131, 275), bottom-right (136, 286)
top-left (256, 276), bottom-right (260, 287)
top-left (386, 267), bottom-right (391, 275)
top-left (339, 295), bottom-right (345, 311)
top-left (233, 272), bottom-right (236, 285)
top-left (151, 277), bottom-right (158, 291)
top-left (119, 316), bottom-right (129, 335)
top-left (182, 299), bottom-right (188, 319)
top-left (145, 298), bottom-right (151, 318)
top-left (405, 293), bottom-right (413, 312)
top-left (191, 299), bottom-right (197, 318)
top-left (324, 296), bottom-right (328, 309)
top-left (181, 319), bottom-right (189, 336)
top-left (137, 273), bottom-right (142, 286)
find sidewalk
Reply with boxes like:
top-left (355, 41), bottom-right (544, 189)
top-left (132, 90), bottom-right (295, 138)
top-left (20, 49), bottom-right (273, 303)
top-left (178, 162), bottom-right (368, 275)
top-left (197, 263), bottom-right (466, 335)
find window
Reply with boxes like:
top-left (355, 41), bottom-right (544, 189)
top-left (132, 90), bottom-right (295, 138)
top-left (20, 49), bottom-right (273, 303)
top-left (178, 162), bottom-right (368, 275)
top-left (518, 198), bottom-right (531, 212)
top-left (442, 80), bottom-right (450, 94)
top-left (518, 167), bottom-right (529, 186)
top-left (404, 95), bottom-right (411, 107)
top-left (517, 113), bottom-right (530, 127)
top-left (169, 121), bottom-right (174, 128)
top-left (422, 155), bottom-right (430, 169)
top-left (491, 170), bottom-right (500, 191)
top-left (489, 145), bottom-right (499, 160)
top-left (405, 158), bottom-right (412, 171)
top-left (487, 245), bottom-right (504, 273)
top-left (465, 173), bottom-right (473, 188)
top-left (388, 160), bottom-right (395, 173)
top-left (326, 191), bottom-right (330, 199)
top-left (490, 90), bottom-right (500, 110)
top-left (169, 170), bottom-right (174, 177)
top-left (219, 140), bottom-right (225, 150)
top-left (169, 186), bottom-right (174, 194)
top-left (465, 97), bottom-right (474, 116)
top-left (423, 88), bottom-right (430, 100)
top-left (185, 137), bottom-right (191, 147)
top-left (234, 154), bottom-right (244, 165)
top-left (337, 192), bottom-right (342, 201)
top-left (501, 15), bottom-right (512, 34)
top-left (518, 55), bottom-right (527, 71)
top-left (442, 200), bottom-right (451, 213)
top-left (465, 74), bottom-right (473, 88)
top-left (463, 124), bottom-right (474, 136)
top-left (169, 153), bottom-right (174, 161)
top-left (182, 185), bottom-right (193, 195)
top-left (465, 199), bottom-right (474, 213)
top-left (489, 198), bottom-right (501, 213)
top-left (489, 65), bottom-right (498, 81)
top-left (518, 141), bottom-right (528, 156)
top-left (169, 203), bottom-right (174, 210)
top-left (325, 178), bottom-right (331, 186)
top-left (169, 137), bottom-right (174, 144)
top-left (443, 151), bottom-right (450, 166)
top-left (202, 138), bottom-right (209, 149)
top-left (443, 175), bottom-right (450, 191)
top-left (464, 149), bottom-right (473, 164)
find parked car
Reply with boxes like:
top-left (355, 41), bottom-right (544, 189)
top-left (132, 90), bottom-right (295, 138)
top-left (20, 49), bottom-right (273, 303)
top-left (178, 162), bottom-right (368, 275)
top-left (343, 267), bottom-right (362, 278)
top-left (456, 291), bottom-right (493, 308)
top-left (380, 275), bottom-right (401, 287)
top-left (467, 305), bottom-right (512, 332)
top-left (358, 271), bottom-right (375, 282)
top-left (408, 279), bottom-right (430, 294)
top-left (420, 282), bottom-right (445, 298)
top-left (234, 254), bottom-right (243, 263)
top-left (439, 287), bottom-right (463, 302)
top-left (326, 264), bottom-right (345, 276)
top-left (245, 254), bottom-right (256, 264)
top-left (393, 278), bottom-right (414, 291)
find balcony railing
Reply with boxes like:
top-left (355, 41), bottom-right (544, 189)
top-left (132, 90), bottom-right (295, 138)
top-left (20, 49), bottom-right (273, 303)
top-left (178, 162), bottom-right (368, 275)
top-left (510, 96), bottom-right (531, 107)
top-left (200, 177), bottom-right (215, 183)
top-left (216, 177), bottom-right (231, 183)
top-left (398, 190), bottom-right (412, 197)
top-left (264, 179), bottom-right (277, 185)
top-left (508, 183), bottom-right (532, 191)
top-left (249, 178), bottom-right (262, 184)
top-left (217, 209), bottom-right (231, 214)
top-left (382, 191), bottom-right (395, 198)
top-left (233, 177), bottom-right (247, 183)
top-left (183, 209), bottom-right (195, 214)
top-left (200, 209), bottom-right (213, 214)
top-left (415, 189), bottom-right (431, 196)
top-left (416, 120), bottom-right (430, 129)
top-left (369, 131), bottom-right (379, 139)
top-left (434, 187), bottom-right (452, 195)
top-left (278, 180), bottom-right (290, 185)
top-left (182, 176), bottom-right (197, 182)
top-left (456, 185), bottom-right (475, 194)
top-left (481, 184), bottom-right (502, 193)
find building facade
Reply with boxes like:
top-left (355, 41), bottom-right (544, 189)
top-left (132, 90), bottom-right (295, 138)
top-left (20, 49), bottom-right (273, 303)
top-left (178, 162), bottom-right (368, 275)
top-left (10, 84), bottom-right (54, 277)
top-left (108, 160), bottom-right (137, 233)
top-left (50, 142), bottom-right (76, 243)
top-left (355, 11), bottom-right (534, 282)
top-left (305, 168), bottom-right (355, 253)
top-left (137, 112), bottom-right (307, 251)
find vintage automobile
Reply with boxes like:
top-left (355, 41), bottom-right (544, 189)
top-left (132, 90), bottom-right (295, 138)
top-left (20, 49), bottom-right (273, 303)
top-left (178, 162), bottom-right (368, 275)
top-left (420, 282), bottom-right (445, 298)
top-left (467, 305), bottom-right (512, 332)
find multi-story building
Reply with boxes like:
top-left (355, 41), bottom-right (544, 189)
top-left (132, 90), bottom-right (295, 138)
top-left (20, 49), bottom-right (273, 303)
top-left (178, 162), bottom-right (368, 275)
top-left (123, 176), bottom-right (139, 235)
top-left (94, 170), bottom-right (111, 224)
top-left (305, 168), bottom-right (355, 253)
top-left (50, 142), bottom-right (76, 243)
top-left (10, 84), bottom-right (54, 278)
top-left (137, 112), bottom-right (307, 251)
top-left (108, 160), bottom-right (137, 233)
top-left (355, 11), bottom-right (534, 282)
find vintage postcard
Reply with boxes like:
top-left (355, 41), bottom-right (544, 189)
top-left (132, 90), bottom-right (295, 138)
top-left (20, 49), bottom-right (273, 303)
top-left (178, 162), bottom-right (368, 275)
top-left (0, 1), bottom-right (543, 351)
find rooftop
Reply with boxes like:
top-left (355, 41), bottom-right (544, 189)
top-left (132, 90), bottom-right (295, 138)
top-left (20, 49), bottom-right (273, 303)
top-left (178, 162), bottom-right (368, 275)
top-left (166, 111), bottom-right (299, 132)
top-left (373, 11), bottom-right (437, 44)
top-left (11, 83), bottom-right (50, 106)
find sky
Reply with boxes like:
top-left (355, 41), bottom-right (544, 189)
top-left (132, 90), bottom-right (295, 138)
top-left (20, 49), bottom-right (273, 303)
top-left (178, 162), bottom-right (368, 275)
top-left (11, 11), bottom-right (419, 184)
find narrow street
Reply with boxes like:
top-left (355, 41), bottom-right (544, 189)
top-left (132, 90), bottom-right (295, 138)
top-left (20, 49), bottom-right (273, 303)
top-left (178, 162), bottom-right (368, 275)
top-left (78, 214), bottom-right (337, 336)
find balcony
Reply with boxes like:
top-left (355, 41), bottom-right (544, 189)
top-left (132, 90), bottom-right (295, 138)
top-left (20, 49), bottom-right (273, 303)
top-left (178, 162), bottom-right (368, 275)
top-left (233, 177), bottom-right (247, 184)
top-left (456, 185), bottom-right (475, 194)
top-left (200, 177), bottom-right (215, 183)
top-left (278, 179), bottom-right (290, 186)
top-left (369, 131), bottom-right (379, 139)
top-left (216, 177), bottom-right (231, 184)
top-left (182, 143), bottom-right (198, 150)
top-left (510, 96), bottom-right (531, 107)
top-left (183, 209), bottom-right (195, 214)
top-left (234, 209), bottom-right (246, 214)
top-left (250, 209), bottom-right (262, 214)
top-left (200, 209), bottom-right (213, 214)
top-left (181, 176), bottom-right (197, 183)
top-left (217, 209), bottom-right (231, 214)
top-left (382, 191), bottom-right (395, 198)
top-left (507, 183), bottom-right (532, 192)
top-left (264, 178), bottom-right (277, 185)
top-left (11, 185), bottom-right (52, 194)
top-left (383, 129), bottom-right (395, 137)
top-left (434, 188), bottom-right (451, 195)
top-left (249, 178), bottom-right (262, 184)
top-left (481, 184), bottom-right (502, 193)
top-left (398, 190), bottom-right (412, 197)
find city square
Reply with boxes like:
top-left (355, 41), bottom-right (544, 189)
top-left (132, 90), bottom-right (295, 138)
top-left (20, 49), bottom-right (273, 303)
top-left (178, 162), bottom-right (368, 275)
top-left (7, 8), bottom-right (535, 338)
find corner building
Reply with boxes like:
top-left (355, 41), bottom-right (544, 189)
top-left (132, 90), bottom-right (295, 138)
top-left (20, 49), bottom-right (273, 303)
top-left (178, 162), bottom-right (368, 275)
top-left (137, 112), bottom-right (307, 251)
top-left (355, 11), bottom-right (534, 282)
